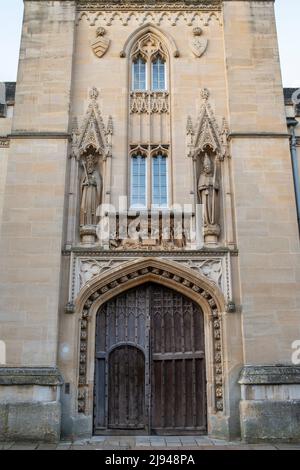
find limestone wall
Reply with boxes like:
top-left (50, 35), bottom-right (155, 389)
top-left (0, 0), bottom-right (76, 366)
top-left (223, 0), bottom-right (300, 364)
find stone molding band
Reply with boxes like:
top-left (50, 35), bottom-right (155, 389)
top-left (0, 368), bottom-right (64, 386)
top-left (9, 132), bottom-right (71, 140)
top-left (239, 365), bottom-right (300, 385)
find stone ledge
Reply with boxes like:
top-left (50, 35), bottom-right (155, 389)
top-left (239, 365), bottom-right (300, 385)
top-left (0, 368), bottom-right (64, 386)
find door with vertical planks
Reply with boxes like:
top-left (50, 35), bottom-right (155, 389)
top-left (94, 283), bottom-right (207, 435)
top-left (150, 284), bottom-right (207, 434)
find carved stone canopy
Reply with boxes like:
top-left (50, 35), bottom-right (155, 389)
top-left (71, 87), bottom-right (113, 161)
top-left (187, 89), bottom-right (228, 160)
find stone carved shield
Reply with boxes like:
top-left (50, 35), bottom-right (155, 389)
top-left (190, 37), bottom-right (208, 58)
top-left (190, 27), bottom-right (208, 58)
top-left (91, 27), bottom-right (110, 58)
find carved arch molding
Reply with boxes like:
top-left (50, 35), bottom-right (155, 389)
top-left (77, 259), bottom-right (225, 415)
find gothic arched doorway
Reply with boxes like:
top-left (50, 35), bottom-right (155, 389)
top-left (93, 283), bottom-right (207, 435)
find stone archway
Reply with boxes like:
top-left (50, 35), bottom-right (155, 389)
top-left (75, 258), bottom-right (226, 423)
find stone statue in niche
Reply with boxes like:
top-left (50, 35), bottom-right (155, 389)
top-left (80, 153), bottom-right (102, 234)
top-left (198, 153), bottom-right (220, 245)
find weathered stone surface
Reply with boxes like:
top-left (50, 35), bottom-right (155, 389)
top-left (0, 368), bottom-right (64, 386)
top-left (240, 400), bottom-right (300, 443)
top-left (0, 402), bottom-right (61, 443)
top-left (239, 365), bottom-right (300, 385)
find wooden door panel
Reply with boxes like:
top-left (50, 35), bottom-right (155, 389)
top-left (150, 285), bottom-right (207, 433)
top-left (94, 283), bottom-right (207, 435)
top-left (108, 346), bottom-right (145, 429)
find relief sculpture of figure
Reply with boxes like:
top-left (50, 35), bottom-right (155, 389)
top-left (198, 153), bottom-right (220, 243)
top-left (80, 154), bottom-right (102, 227)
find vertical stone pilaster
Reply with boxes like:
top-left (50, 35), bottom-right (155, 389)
top-left (222, 1), bottom-right (300, 364)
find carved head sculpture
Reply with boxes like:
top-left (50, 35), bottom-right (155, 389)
top-left (203, 153), bottom-right (213, 175)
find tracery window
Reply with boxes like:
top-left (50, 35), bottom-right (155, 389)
top-left (129, 32), bottom-right (170, 210)
top-left (130, 147), bottom-right (169, 209)
top-left (152, 154), bottom-right (168, 207)
top-left (131, 33), bottom-right (168, 92)
top-left (152, 57), bottom-right (166, 91)
top-left (131, 153), bottom-right (147, 208)
top-left (132, 57), bottom-right (147, 91)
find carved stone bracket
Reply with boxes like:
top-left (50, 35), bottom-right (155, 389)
top-left (76, 260), bottom-right (225, 414)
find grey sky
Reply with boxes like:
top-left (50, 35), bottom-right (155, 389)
top-left (0, 0), bottom-right (299, 86)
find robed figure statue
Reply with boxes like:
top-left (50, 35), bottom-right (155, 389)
top-left (197, 153), bottom-right (219, 229)
top-left (80, 154), bottom-right (102, 227)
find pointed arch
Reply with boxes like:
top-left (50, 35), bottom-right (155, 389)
top-left (120, 23), bottom-right (180, 59)
top-left (75, 257), bottom-right (226, 416)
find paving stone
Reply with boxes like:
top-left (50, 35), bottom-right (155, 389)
top-left (72, 440), bottom-right (89, 446)
top-left (36, 444), bottom-right (58, 450)
top-left (135, 441), bottom-right (151, 448)
top-left (250, 445), bottom-right (277, 450)
top-left (0, 442), bottom-right (14, 450)
top-left (10, 443), bottom-right (39, 450)
top-left (56, 444), bottom-right (72, 450)
top-left (89, 436), bottom-right (107, 443)
top-left (274, 444), bottom-right (300, 450)
top-left (180, 437), bottom-right (197, 445)
top-left (71, 445), bottom-right (93, 450)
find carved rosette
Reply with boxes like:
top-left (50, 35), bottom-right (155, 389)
top-left (77, 265), bottom-right (224, 414)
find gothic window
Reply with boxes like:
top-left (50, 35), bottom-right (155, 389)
top-left (152, 57), bottom-right (166, 91)
top-left (133, 57), bottom-right (147, 91)
top-left (152, 154), bottom-right (168, 207)
top-left (129, 32), bottom-right (170, 210)
top-left (131, 154), bottom-right (147, 208)
top-left (131, 33), bottom-right (168, 92)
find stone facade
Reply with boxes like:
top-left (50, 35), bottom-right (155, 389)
top-left (0, 0), bottom-right (299, 443)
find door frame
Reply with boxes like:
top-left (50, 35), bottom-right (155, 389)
top-left (93, 283), bottom-right (208, 435)
top-left (74, 258), bottom-right (227, 437)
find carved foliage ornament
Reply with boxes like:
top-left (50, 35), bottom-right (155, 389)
top-left (77, 264), bottom-right (224, 415)
top-left (71, 87), bottom-right (113, 160)
top-left (77, 1), bottom-right (222, 9)
top-left (77, 11), bottom-right (222, 27)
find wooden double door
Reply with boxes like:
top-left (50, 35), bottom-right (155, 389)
top-left (94, 283), bottom-right (207, 435)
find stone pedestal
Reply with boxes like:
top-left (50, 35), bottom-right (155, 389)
top-left (0, 368), bottom-right (63, 443)
top-left (239, 365), bottom-right (300, 442)
top-left (80, 225), bottom-right (97, 245)
top-left (204, 224), bottom-right (220, 246)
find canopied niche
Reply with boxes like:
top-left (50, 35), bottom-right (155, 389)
top-left (187, 89), bottom-right (229, 246)
top-left (71, 88), bottom-right (113, 245)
